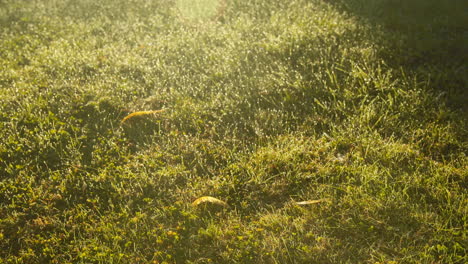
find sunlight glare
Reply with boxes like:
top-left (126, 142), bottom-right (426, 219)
top-left (176, 0), bottom-right (224, 21)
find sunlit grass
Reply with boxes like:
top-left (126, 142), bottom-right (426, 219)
top-left (176, 0), bottom-right (225, 22)
top-left (0, 0), bottom-right (466, 263)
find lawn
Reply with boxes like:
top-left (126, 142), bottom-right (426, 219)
top-left (0, 0), bottom-right (466, 263)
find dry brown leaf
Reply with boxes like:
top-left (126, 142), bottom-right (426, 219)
top-left (295, 198), bottom-right (331, 205)
top-left (192, 196), bottom-right (228, 207)
top-left (121, 109), bottom-right (166, 124)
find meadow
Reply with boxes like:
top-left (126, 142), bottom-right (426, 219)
top-left (0, 0), bottom-right (466, 263)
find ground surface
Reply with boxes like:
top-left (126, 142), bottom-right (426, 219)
top-left (0, 0), bottom-right (466, 263)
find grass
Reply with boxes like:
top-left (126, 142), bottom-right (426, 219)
top-left (0, 0), bottom-right (466, 263)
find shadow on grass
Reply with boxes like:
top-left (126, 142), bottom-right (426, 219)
top-left (328, 0), bottom-right (468, 110)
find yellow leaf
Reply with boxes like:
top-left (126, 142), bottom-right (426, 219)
top-left (121, 109), bottom-right (166, 124)
top-left (295, 198), bottom-right (330, 205)
top-left (192, 196), bottom-right (228, 207)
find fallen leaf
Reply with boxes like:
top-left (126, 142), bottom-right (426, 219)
top-left (121, 109), bottom-right (166, 124)
top-left (192, 196), bottom-right (228, 207)
top-left (295, 198), bottom-right (331, 205)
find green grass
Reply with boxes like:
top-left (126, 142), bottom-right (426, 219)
top-left (0, 0), bottom-right (466, 263)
